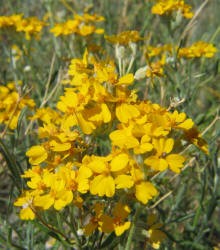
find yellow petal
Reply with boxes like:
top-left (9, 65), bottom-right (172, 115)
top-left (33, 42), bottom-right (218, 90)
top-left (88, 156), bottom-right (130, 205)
top-left (101, 103), bottom-right (111, 123)
top-left (20, 207), bottom-right (35, 220)
top-left (114, 221), bottom-right (131, 236)
top-left (135, 181), bottom-right (158, 204)
top-left (99, 214), bottom-right (114, 233)
top-left (116, 103), bottom-right (140, 123)
top-left (134, 142), bottom-right (153, 154)
top-left (26, 145), bottom-right (48, 165)
top-left (166, 154), bottom-right (185, 173)
top-left (117, 74), bottom-right (134, 85)
top-left (88, 160), bottom-right (107, 173)
top-left (163, 138), bottom-right (174, 154)
top-left (115, 175), bottom-right (134, 189)
top-left (144, 156), bottom-right (168, 172)
top-left (50, 140), bottom-right (71, 152)
top-left (110, 153), bottom-right (129, 172)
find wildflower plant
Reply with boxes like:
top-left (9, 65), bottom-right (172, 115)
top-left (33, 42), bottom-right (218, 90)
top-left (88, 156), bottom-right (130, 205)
top-left (0, 0), bottom-right (220, 249)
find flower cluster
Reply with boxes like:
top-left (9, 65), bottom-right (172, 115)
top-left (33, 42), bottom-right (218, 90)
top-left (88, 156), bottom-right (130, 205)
top-left (50, 12), bottom-right (104, 37)
top-left (84, 202), bottom-right (131, 236)
top-left (0, 14), bottom-right (48, 40)
top-left (105, 30), bottom-right (144, 46)
top-left (151, 0), bottom-right (194, 19)
top-left (146, 41), bottom-right (217, 59)
top-left (178, 41), bottom-right (218, 58)
top-left (0, 82), bottom-right (35, 130)
top-left (14, 47), bottom-right (208, 232)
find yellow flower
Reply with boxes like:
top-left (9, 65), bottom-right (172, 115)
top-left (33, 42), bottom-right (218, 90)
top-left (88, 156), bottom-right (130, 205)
top-left (50, 12), bottom-right (104, 37)
top-left (183, 127), bottom-right (209, 154)
top-left (144, 138), bottom-right (185, 173)
top-left (131, 167), bottom-right (158, 204)
top-left (144, 213), bottom-right (166, 249)
top-left (34, 172), bottom-right (73, 210)
top-left (99, 202), bottom-right (131, 236)
top-left (178, 41), bottom-right (218, 58)
top-left (0, 14), bottom-right (48, 40)
top-left (0, 82), bottom-right (35, 130)
top-left (83, 203), bottom-right (104, 236)
top-left (105, 30), bottom-right (143, 46)
top-left (152, 0), bottom-right (194, 19)
top-left (166, 110), bottom-right (194, 130)
top-left (14, 191), bottom-right (35, 220)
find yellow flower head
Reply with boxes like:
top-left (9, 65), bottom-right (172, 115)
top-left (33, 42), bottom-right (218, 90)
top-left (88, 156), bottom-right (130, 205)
top-left (105, 30), bottom-right (144, 46)
top-left (152, 0), bottom-right (194, 19)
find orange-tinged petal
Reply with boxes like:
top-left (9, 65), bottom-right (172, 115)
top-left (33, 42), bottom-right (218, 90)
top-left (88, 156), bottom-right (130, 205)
top-left (113, 202), bottom-right (131, 219)
top-left (99, 214), bottom-right (114, 233)
top-left (114, 221), bottom-right (131, 236)
top-left (147, 213), bottom-right (157, 226)
top-left (84, 221), bottom-right (97, 236)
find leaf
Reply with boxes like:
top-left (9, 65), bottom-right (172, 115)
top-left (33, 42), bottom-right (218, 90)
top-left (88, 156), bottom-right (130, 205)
top-left (0, 138), bottom-right (23, 191)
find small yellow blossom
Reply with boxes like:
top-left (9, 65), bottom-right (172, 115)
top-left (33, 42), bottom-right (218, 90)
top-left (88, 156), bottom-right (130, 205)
top-left (144, 138), bottom-right (185, 173)
top-left (144, 213), bottom-right (166, 249)
top-left (99, 202), bottom-right (131, 236)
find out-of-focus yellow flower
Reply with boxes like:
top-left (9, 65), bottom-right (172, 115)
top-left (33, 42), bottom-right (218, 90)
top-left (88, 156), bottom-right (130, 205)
top-left (83, 203), bottom-right (104, 236)
top-left (178, 41), bottom-right (218, 58)
top-left (50, 12), bottom-right (104, 37)
top-left (105, 30), bottom-right (144, 46)
top-left (11, 44), bottom-right (22, 62)
top-left (0, 82), bottom-right (35, 130)
top-left (15, 16), bottom-right (48, 40)
top-left (0, 14), bottom-right (48, 40)
top-left (99, 202), bottom-right (131, 236)
top-left (145, 41), bottom-right (217, 60)
top-left (144, 213), bottom-right (166, 249)
top-left (183, 127), bottom-right (209, 154)
top-left (152, 0), bottom-right (194, 19)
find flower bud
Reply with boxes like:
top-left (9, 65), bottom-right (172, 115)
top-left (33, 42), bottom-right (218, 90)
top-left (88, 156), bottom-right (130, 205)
top-left (134, 65), bottom-right (148, 80)
top-left (129, 42), bottom-right (137, 57)
top-left (115, 45), bottom-right (125, 60)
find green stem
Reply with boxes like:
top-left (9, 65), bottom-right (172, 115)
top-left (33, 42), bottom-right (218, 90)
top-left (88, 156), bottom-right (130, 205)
top-left (45, 3), bottom-right (61, 57)
top-left (125, 204), bottom-right (142, 250)
top-left (126, 56), bottom-right (135, 74)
